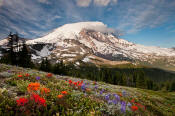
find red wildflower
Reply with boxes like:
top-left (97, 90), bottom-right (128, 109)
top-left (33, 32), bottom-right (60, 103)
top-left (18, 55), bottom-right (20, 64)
top-left (119, 93), bottom-right (122, 97)
top-left (131, 106), bottom-right (138, 111)
top-left (16, 97), bottom-right (28, 106)
top-left (78, 83), bottom-right (82, 87)
top-left (61, 91), bottom-right (68, 95)
top-left (30, 94), bottom-right (40, 102)
top-left (135, 103), bottom-right (141, 106)
top-left (80, 80), bottom-right (83, 83)
top-left (25, 73), bottom-right (29, 77)
top-left (30, 94), bottom-right (46, 107)
top-left (18, 75), bottom-right (23, 78)
top-left (69, 80), bottom-right (72, 84)
top-left (73, 82), bottom-right (77, 86)
top-left (135, 103), bottom-right (145, 109)
top-left (38, 97), bottom-right (46, 107)
top-left (131, 99), bottom-right (135, 103)
top-left (46, 73), bottom-right (52, 77)
top-left (57, 95), bottom-right (64, 99)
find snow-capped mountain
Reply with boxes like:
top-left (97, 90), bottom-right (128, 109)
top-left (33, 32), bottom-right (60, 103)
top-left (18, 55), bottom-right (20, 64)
top-left (1, 22), bottom-right (175, 70)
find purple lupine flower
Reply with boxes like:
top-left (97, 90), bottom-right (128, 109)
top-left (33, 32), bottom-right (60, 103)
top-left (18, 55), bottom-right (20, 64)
top-left (81, 84), bottom-right (86, 91)
top-left (114, 94), bottom-right (120, 101)
top-left (108, 100), bottom-right (113, 104)
top-left (105, 94), bottom-right (110, 101)
top-left (112, 99), bottom-right (117, 105)
top-left (108, 93), bottom-right (111, 97)
top-left (100, 90), bottom-right (103, 95)
top-left (8, 70), bottom-right (11, 73)
top-left (121, 101), bottom-right (126, 113)
top-left (36, 76), bottom-right (40, 80)
top-left (94, 85), bottom-right (98, 89)
top-left (127, 102), bottom-right (132, 107)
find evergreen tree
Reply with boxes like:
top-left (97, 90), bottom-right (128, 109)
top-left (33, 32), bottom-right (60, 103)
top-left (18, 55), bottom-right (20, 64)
top-left (39, 58), bottom-right (52, 72)
top-left (153, 83), bottom-right (159, 91)
top-left (136, 74), bottom-right (146, 89)
top-left (122, 73), bottom-right (127, 86)
top-left (165, 81), bottom-right (171, 91)
top-left (132, 72), bottom-right (137, 87)
top-left (146, 79), bottom-right (153, 90)
top-left (118, 74), bottom-right (124, 85)
top-left (18, 43), bottom-right (33, 68)
top-left (170, 81), bottom-right (175, 91)
top-left (1, 32), bottom-right (26, 66)
top-left (3, 32), bottom-right (17, 65)
top-left (53, 62), bottom-right (61, 74)
top-left (40, 59), bottom-right (46, 71)
top-left (59, 60), bottom-right (66, 75)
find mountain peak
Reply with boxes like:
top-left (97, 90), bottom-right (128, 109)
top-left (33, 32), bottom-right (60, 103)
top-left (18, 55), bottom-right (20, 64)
top-left (54, 21), bottom-right (108, 38)
top-left (27, 21), bottom-right (115, 44)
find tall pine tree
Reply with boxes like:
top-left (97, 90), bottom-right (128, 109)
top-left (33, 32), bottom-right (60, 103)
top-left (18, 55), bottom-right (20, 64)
top-left (39, 58), bottom-right (52, 72)
top-left (19, 42), bottom-right (33, 68)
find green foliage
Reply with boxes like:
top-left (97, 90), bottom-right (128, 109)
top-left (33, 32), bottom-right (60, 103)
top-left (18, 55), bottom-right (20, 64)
top-left (6, 79), bottom-right (17, 86)
top-left (16, 80), bottom-right (30, 93)
top-left (0, 91), bottom-right (16, 116)
top-left (39, 58), bottom-right (52, 72)
top-left (0, 54), bottom-right (12, 64)
top-left (170, 81), bottom-right (175, 91)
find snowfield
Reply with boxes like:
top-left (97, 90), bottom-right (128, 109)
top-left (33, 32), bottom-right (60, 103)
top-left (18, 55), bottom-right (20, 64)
top-left (26, 21), bottom-right (175, 58)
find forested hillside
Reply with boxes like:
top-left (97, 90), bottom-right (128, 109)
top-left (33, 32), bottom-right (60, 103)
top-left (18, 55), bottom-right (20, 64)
top-left (39, 60), bottom-right (175, 92)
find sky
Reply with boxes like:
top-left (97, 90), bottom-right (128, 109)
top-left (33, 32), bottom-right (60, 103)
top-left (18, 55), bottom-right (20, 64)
top-left (0, 0), bottom-right (175, 48)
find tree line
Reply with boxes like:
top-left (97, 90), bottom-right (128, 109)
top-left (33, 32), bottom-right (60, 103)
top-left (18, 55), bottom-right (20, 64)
top-left (39, 59), bottom-right (175, 92)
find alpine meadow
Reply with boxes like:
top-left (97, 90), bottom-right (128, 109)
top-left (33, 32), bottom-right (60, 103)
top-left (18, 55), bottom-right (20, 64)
top-left (0, 0), bottom-right (175, 116)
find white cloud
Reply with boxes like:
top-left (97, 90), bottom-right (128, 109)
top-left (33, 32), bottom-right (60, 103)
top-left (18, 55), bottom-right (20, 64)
top-left (51, 15), bottom-right (62, 21)
top-left (117, 0), bottom-right (175, 34)
top-left (86, 23), bottom-right (115, 33)
top-left (76, 0), bottom-right (91, 7)
top-left (76, 0), bottom-right (117, 7)
top-left (94, 0), bottom-right (110, 6)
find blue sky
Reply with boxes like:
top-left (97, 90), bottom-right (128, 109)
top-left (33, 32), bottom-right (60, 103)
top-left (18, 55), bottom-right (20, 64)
top-left (0, 0), bottom-right (175, 48)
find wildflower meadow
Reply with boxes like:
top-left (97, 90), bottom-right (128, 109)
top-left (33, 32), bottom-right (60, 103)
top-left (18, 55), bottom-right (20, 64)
top-left (0, 63), bottom-right (175, 116)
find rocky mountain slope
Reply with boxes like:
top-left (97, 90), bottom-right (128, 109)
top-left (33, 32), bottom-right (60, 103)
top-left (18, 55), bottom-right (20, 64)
top-left (1, 22), bottom-right (175, 70)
